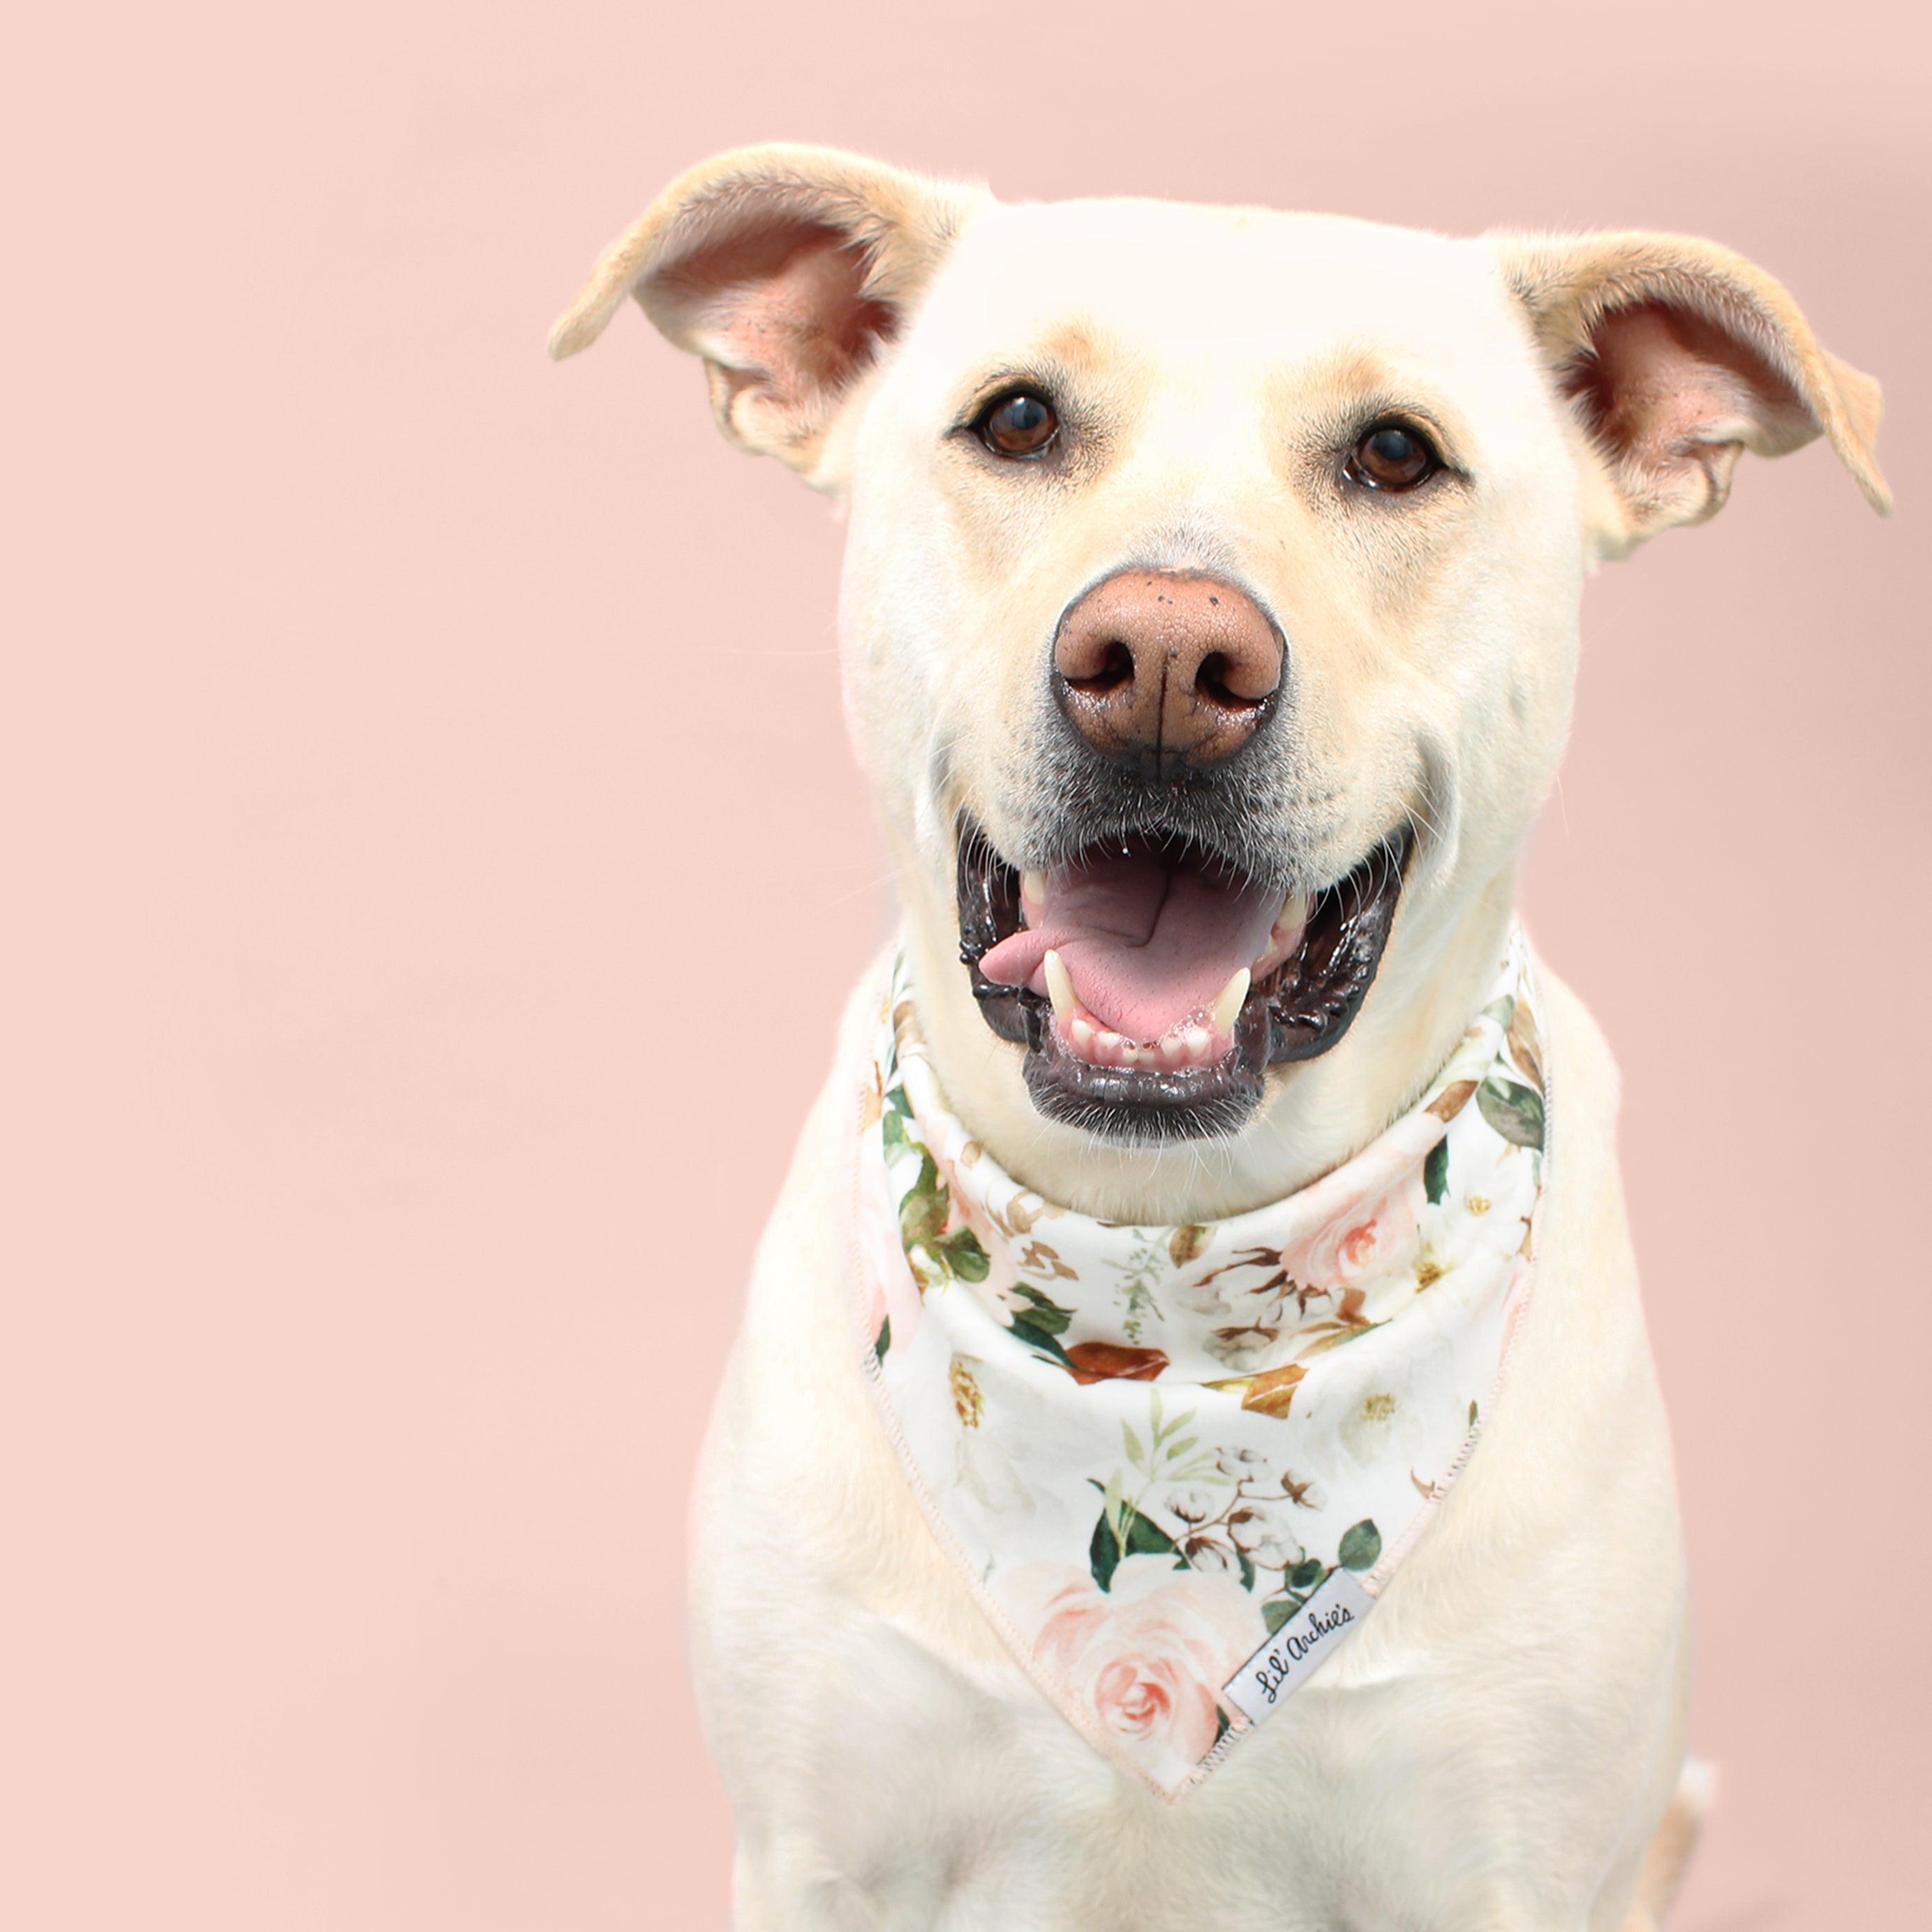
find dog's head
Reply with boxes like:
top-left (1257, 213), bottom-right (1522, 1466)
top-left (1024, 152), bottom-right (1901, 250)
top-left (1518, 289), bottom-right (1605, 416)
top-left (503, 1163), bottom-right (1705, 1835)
top-left (553, 146), bottom-right (1886, 1213)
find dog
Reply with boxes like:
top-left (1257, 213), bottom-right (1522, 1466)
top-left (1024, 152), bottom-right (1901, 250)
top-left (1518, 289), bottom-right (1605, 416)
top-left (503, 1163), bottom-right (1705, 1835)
top-left (550, 147), bottom-right (1886, 1930)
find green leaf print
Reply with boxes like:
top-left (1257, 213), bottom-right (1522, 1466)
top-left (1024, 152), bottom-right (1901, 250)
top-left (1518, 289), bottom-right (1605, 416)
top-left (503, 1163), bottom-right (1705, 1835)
top-left (1007, 1284), bottom-right (1074, 1365)
top-left (886, 1121), bottom-right (999, 1294)
top-left (1009, 1314), bottom-right (1071, 1366)
top-left (875, 1316), bottom-right (891, 1360)
top-left (1088, 1499), bottom-right (1180, 1591)
top-left (1424, 1134), bottom-right (1450, 1205)
top-left (1287, 1557), bottom-right (1326, 1591)
top-left (1010, 1281), bottom-right (1073, 1333)
top-left (1477, 1077), bottom-right (1545, 1150)
top-left (1262, 1593), bottom-right (1305, 1634)
top-left (937, 1228), bottom-right (990, 1281)
top-left (898, 1153), bottom-right (949, 1247)
top-left (1338, 1519), bottom-right (1383, 1571)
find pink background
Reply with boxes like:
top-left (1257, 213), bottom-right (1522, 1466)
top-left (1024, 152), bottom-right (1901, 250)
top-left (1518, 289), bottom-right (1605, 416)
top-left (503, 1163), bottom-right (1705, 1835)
top-left (7, 3), bottom-right (1926, 1925)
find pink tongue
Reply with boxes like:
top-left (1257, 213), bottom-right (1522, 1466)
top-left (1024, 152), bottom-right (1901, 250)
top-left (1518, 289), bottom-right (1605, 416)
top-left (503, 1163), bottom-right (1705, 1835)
top-left (979, 850), bottom-right (1279, 1042)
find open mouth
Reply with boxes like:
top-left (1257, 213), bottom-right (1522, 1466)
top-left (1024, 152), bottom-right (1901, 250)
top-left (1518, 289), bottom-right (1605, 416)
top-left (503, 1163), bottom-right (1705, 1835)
top-left (956, 819), bottom-right (1410, 1142)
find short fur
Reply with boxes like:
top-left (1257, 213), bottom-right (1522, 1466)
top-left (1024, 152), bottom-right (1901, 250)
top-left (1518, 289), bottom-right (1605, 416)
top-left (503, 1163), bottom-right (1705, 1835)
top-left (551, 147), bottom-right (1884, 1930)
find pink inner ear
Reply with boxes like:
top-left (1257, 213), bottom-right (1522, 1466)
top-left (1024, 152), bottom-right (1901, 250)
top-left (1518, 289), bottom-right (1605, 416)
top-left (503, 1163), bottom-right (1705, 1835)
top-left (1568, 302), bottom-right (1813, 476)
top-left (654, 220), bottom-right (896, 420)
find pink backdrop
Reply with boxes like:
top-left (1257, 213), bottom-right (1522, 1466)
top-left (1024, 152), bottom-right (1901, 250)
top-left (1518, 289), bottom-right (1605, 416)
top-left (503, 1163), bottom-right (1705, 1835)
top-left (7, 3), bottom-right (1926, 1926)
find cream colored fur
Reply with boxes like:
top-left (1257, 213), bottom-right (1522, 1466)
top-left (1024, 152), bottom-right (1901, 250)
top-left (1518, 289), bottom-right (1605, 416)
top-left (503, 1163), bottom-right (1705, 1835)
top-left (551, 146), bottom-right (1884, 1929)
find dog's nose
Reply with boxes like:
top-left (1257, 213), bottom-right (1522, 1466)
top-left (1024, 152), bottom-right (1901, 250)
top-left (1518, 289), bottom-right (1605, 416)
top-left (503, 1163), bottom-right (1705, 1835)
top-left (1053, 570), bottom-right (1283, 776)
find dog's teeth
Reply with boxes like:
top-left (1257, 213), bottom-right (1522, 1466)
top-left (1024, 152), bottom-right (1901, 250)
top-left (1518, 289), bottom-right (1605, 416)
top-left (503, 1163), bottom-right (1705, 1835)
top-left (1211, 967), bottom-right (1251, 1036)
top-left (1159, 1034), bottom-right (1188, 1069)
top-left (1070, 1016), bottom-right (1095, 1053)
top-left (1020, 869), bottom-right (1047, 903)
top-left (1097, 1028), bottom-right (1126, 1064)
top-left (1184, 1025), bottom-right (1212, 1062)
top-left (1276, 889), bottom-right (1309, 935)
top-left (1043, 949), bottom-right (1076, 1023)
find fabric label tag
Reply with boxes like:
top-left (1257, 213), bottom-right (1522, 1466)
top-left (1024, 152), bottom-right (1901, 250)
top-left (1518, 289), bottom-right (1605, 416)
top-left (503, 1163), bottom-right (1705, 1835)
top-left (1221, 1567), bottom-right (1374, 1725)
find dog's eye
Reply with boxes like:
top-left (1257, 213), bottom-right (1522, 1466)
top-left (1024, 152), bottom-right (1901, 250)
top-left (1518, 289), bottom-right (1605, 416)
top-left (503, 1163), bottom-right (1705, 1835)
top-left (1348, 422), bottom-right (1440, 491)
top-left (976, 390), bottom-right (1060, 458)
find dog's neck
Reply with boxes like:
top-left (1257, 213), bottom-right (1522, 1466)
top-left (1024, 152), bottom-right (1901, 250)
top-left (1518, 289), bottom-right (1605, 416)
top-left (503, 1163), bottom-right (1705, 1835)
top-left (900, 862), bottom-right (1520, 1225)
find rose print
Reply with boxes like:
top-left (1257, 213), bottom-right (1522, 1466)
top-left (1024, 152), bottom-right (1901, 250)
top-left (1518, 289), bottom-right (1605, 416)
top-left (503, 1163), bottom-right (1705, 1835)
top-left (1006, 1556), bottom-right (1266, 1788)
top-left (1281, 1113), bottom-right (1443, 1298)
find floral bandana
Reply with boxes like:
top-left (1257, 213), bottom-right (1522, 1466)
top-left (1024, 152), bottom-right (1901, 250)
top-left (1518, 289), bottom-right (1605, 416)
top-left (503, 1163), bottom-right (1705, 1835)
top-left (851, 926), bottom-right (1547, 1801)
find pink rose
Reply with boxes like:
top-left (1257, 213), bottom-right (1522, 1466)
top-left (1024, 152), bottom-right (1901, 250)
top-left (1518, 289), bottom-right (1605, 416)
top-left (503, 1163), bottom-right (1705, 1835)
top-left (1002, 1556), bottom-right (1265, 1790)
top-left (1280, 1113), bottom-right (1443, 1298)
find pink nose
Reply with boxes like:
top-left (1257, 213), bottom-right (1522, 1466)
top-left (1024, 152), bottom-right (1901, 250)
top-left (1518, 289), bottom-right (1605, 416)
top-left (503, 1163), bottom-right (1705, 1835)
top-left (1053, 569), bottom-right (1283, 777)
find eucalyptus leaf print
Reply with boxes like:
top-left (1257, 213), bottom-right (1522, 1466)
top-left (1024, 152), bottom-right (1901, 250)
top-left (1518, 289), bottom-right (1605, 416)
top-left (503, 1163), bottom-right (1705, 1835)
top-left (1337, 1519), bottom-right (1383, 1570)
top-left (1477, 1077), bottom-right (1545, 1150)
top-left (851, 929), bottom-right (1547, 1799)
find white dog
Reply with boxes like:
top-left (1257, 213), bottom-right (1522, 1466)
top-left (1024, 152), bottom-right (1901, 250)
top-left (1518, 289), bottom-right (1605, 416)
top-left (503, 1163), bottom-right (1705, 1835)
top-left (551, 148), bottom-right (1885, 1931)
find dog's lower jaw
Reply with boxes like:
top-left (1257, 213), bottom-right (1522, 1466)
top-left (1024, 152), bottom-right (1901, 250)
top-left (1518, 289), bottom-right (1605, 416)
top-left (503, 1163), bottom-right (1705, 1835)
top-left (973, 833), bottom-right (1410, 1147)
top-left (896, 843), bottom-right (1522, 1224)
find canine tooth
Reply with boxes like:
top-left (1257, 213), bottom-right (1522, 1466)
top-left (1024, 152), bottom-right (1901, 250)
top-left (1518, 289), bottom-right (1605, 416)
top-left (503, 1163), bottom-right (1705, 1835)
top-left (1043, 949), bottom-right (1076, 1022)
top-left (1276, 889), bottom-right (1309, 934)
top-left (1020, 869), bottom-right (1047, 902)
top-left (1211, 967), bottom-right (1251, 1036)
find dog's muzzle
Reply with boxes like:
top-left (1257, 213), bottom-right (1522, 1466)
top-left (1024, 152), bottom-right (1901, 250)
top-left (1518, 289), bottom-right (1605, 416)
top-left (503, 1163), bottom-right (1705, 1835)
top-left (953, 570), bottom-right (1407, 1144)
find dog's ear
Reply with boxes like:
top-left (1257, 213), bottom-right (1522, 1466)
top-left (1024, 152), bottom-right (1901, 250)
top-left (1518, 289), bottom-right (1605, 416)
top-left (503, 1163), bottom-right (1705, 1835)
top-left (1494, 231), bottom-right (1889, 552)
top-left (548, 144), bottom-right (981, 489)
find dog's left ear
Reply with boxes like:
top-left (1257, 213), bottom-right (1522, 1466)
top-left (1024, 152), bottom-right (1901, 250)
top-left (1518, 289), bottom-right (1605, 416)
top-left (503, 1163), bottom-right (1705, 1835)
top-left (549, 144), bottom-right (983, 490)
top-left (1494, 231), bottom-right (1889, 553)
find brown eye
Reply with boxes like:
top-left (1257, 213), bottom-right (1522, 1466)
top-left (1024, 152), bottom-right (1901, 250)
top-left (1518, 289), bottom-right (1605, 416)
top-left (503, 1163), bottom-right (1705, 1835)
top-left (1349, 422), bottom-right (1439, 491)
top-left (976, 390), bottom-right (1060, 458)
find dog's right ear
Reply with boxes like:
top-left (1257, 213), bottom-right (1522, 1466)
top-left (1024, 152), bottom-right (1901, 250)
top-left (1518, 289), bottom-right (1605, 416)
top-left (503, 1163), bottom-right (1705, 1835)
top-left (548, 144), bottom-right (981, 490)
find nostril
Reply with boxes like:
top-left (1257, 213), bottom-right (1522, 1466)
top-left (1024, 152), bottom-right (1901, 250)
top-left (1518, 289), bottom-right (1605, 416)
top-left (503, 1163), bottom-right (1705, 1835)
top-left (1196, 647), bottom-right (1279, 708)
top-left (1195, 653), bottom-right (1249, 709)
top-left (1067, 638), bottom-right (1134, 694)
